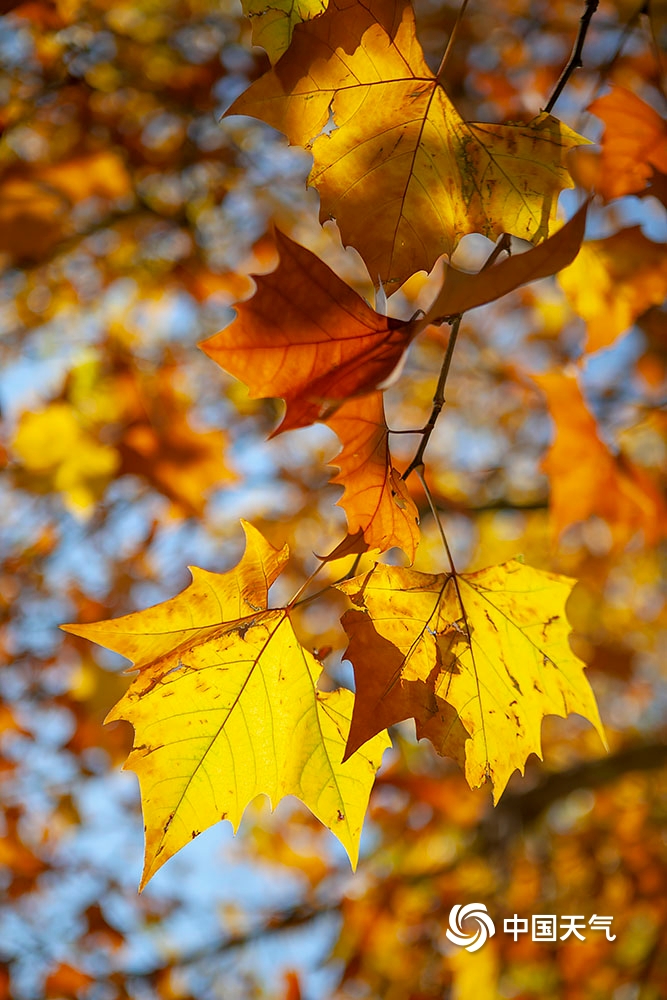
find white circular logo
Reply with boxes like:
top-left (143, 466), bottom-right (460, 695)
top-left (446, 903), bottom-right (495, 952)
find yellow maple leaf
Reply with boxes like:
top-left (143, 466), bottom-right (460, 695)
top-left (338, 560), bottom-right (606, 802)
top-left (12, 402), bottom-right (119, 511)
top-left (242, 0), bottom-right (328, 63)
top-left (230, 0), bottom-right (586, 287)
top-left (62, 522), bottom-right (389, 886)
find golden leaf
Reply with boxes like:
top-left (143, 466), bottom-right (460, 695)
top-left (62, 522), bottom-right (389, 886)
top-left (230, 0), bottom-right (586, 287)
top-left (338, 560), bottom-right (606, 802)
top-left (242, 0), bottom-right (328, 63)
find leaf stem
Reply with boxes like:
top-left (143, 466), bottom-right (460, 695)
top-left (436, 0), bottom-right (471, 85)
top-left (544, 0), bottom-right (600, 114)
top-left (415, 466), bottom-right (457, 575)
top-left (415, 467), bottom-right (491, 773)
top-left (286, 559), bottom-right (327, 609)
top-left (291, 553), bottom-right (362, 610)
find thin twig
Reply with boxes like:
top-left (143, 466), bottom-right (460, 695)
top-left (436, 0), bottom-right (471, 84)
top-left (647, 0), bottom-right (667, 99)
top-left (415, 467), bottom-right (454, 571)
top-left (545, 0), bottom-right (600, 114)
top-left (401, 235), bottom-right (511, 481)
top-left (577, 0), bottom-right (652, 126)
top-left (401, 315), bottom-right (462, 481)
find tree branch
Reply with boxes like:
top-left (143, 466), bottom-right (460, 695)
top-left (401, 315), bottom-right (462, 480)
top-left (401, 235), bottom-right (512, 481)
top-left (544, 0), bottom-right (600, 114)
top-left (121, 742), bottom-right (667, 981)
top-left (493, 741), bottom-right (667, 828)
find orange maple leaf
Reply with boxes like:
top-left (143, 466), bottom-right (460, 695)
top-left (202, 209), bottom-right (588, 438)
top-left (535, 370), bottom-right (666, 548)
top-left (200, 230), bottom-right (415, 433)
top-left (587, 86), bottom-right (667, 201)
top-left (325, 391), bottom-right (419, 560)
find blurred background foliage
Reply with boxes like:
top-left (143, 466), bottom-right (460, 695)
top-left (0, 0), bottom-right (665, 997)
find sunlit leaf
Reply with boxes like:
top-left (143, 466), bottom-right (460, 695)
top-left (338, 560), bottom-right (606, 801)
top-left (230, 0), bottom-right (586, 287)
top-left (325, 391), bottom-right (419, 560)
top-left (242, 0), bottom-right (328, 63)
top-left (201, 230), bottom-right (416, 432)
top-left (62, 522), bottom-right (389, 885)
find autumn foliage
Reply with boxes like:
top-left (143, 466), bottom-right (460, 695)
top-left (2, 0), bottom-right (667, 997)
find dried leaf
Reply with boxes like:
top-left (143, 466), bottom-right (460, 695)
top-left (425, 201), bottom-right (588, 321)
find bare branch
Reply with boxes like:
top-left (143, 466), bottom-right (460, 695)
top-left (545, 0), bottom-right (600, 114)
